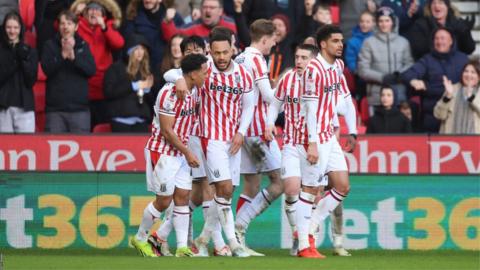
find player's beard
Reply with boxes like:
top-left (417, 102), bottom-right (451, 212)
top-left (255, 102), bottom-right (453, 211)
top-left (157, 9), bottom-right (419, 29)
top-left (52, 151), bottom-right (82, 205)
top-left (214, 59), bottom-right (232, 72)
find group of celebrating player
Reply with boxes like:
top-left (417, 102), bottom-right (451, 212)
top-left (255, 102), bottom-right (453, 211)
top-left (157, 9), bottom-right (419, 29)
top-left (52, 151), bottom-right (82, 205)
top-left (130, 19), bottom-right (358, 259)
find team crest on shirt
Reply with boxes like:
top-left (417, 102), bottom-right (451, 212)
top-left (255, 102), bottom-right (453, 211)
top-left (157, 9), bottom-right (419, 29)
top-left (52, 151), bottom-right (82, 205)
top-left (163, 93), bottom-right (176, 111)
top-left (213, 169), bottom-right (220, 178)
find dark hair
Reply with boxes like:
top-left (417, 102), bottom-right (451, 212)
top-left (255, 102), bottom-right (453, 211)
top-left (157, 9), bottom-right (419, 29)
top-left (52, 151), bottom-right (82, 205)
top-left (180, 35), bottom-right (206, 54)
top-left (209, 26), bottom-right (232, 46)
top-left (250, 19), bottom-right (275, 42)
top-left (399, 101), bottom-right (411, 110)
top-left (315, 24), bottom-right (342, 46)
top-left (312, 3), bottom-right (330, 16)
top-left (181, 53), bottom-right (209, 74)
top-left (201, 0), bottom-right (224, 8)
top-left (58, 10), bottom-right (79, 24)
top-left (2, 11), bottom-right (24, 44)
top-left (461, 59), bottom-right (480, 85)
top-left (380, 85), bottom-right (394, 95)
top-left (296, 44), bottom-right (319, 56)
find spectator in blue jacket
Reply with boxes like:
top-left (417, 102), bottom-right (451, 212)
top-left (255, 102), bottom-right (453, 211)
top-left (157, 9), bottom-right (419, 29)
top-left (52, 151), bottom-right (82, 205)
top-left (345, 10), bottom-right (375, 73)
top-left (401, 27), bottom-right (468, 133)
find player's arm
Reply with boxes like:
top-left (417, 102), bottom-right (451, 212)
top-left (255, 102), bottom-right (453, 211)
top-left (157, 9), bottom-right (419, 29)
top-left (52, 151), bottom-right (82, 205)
top-left (302, 67), bottom-right (319, 164)
top-left (159, 113), bottom-right (200, 168)
top-left (163, 68), bottom-right (183, 83)
top-left (265, 97), bottom-right (283, 141)
top-left (337, 75), bottom-right (357, 152)
top-left (230, 89), bottom-right (256, 155)
top-left (256, 77), bottom-right (275, 103)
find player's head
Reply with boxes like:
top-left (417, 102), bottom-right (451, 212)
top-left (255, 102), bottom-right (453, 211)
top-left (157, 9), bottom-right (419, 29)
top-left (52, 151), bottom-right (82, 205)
top-left (316, 24), bottom-right (343, 59)
top-left (249, 19), bottom-right (276, 55)
top-left (181, 53), bottom-right (209, 89)
top-left (209, 26), bottom-right (233, 71)
top-left (180, 35), bottom-right (206, 56)
top-left (295, 44), bottom-right (318, 74)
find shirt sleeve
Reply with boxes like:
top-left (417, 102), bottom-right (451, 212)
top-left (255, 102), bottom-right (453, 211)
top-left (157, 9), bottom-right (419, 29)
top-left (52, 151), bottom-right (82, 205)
top-left (302, 66), bottom-right (320, 100)
top-left (158, 89), bottom-right (178, 116)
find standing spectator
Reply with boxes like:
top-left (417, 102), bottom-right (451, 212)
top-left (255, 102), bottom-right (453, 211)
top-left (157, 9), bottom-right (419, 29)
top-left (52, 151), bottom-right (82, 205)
top-left (269, 13), bottom-right (294, 83)
top-left (358, 7), bottom-right (413, 110)
top-left (345, 10), bottom-right (375, 73)
top-left (380, 0), bottom-right (425, 36)
top-left (71, 0), bottom-right (125, 128)
top-left (367, 86), bottom-right (412, 133)
top-left (434, 61), bottom-right (480, 134)
top-left (406, 0), bottom-right (475, 60)
top-left (123, 0), bottom-right (184, 69)
top-left (35, 0), bottom-right (75, 55)
top-left (401, 27), bottom-right (468, 133)
top-left (295, 1), bottom-right (332, 44)
top-left (104, 34), bottom-right (153, 133)
top-left (0, 0), bottom-right (18, 23)
top-left (41, 10), bottom-right (96, 133)
top-left (159, 34), bottom-right (185, 79)
top-left (0, 11), bottom-right (38, 133)
top-left (339, 0), bottom-right (380, 40)
top-left (161, 0), bottom-right (237, 42)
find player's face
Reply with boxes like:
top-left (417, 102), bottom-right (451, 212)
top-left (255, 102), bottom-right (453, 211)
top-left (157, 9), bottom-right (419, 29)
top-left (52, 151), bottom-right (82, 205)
top-left (295, 49), bottom-right (312, 74)
top-left (321, 33), bottom-right (343, 59)
top-left (192, 63), bottom-right (209, 88)
top-left (261, 34), bottom-right (276, 55)
top-left (210, 40), bottom-right (233, 71)
top-left (183, 44), bottom-right (205, 56)
top-left (380, 88), bottom-right (394, 108)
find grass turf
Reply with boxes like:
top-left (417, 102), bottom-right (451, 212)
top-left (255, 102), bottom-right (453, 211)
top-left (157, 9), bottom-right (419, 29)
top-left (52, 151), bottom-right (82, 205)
top-left (2, 249), bottom-right (479, 270)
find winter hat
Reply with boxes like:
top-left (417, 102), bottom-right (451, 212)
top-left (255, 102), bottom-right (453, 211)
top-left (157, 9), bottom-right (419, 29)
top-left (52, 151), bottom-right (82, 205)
top-left (87, 2), bottom-right (105, 13)
top-left (375, 6), bottom-right (396, 26)
top-left (271, 13), bottom-right (291, 33)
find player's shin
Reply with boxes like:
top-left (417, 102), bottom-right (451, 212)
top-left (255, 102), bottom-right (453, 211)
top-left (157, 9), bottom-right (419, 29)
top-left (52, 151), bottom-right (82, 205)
top-left (135, 201), bottom-right (162, 242)
top-left (296, 191), bottom-right (315, 251)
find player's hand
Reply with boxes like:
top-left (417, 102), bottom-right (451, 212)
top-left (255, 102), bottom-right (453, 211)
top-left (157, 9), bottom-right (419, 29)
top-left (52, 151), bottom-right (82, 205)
top-left (175, 78), bottom-right (188, 100)
top-left (307, 142), bottom-right (318, 165)
top-left (344, 134), bottom-right (357, 153)
top-left (230, 132), bottom-right (244, 155)
top-left (264, 125), bottom-right (277, 141)
top-left (186, 152), bottom-right (200, 168)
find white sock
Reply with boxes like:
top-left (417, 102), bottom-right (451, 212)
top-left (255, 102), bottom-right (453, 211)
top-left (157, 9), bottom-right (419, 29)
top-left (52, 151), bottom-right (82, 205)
top-left (173, 205), bottom-right (190, 248)
top-left (135, 202), bottom-right (162, 242)
top-left (198, 200), bottom-right (216, 242)
top-left (310, 189), bottom-right (346, 233)
top-left (156, 202), bottom-right (174, 241)
top-left (188, 202), bottom-right (198, 246)
top-left (308, 205), bottom-right (319, 235)
top-left (235, 189), bottom-right (271, 231)
top-left (214, 195), bottom-right (239, 249)
top-left (296, 192), bottom-right (315, 251)
top-left (284, 194), bottom-right (298, 233)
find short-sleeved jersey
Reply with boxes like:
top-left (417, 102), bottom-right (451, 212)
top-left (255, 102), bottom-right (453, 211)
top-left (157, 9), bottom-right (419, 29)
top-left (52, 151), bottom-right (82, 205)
top-left (234, 47), bottom-right (269, 137)
top-left (146, 83), bottom-right (199, 156)
top-left (274, 68), bottom-right (302, 145)
top-left (295, 54), bottom-right (350, 144)
top-left (195, 60), bottom-right (254, 141)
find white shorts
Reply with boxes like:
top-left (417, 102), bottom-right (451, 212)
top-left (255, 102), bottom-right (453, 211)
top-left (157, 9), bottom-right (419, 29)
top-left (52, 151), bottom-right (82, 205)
top-left (281, 143), bottom-right (301, 179)
top-left (240, 136), bottom-right (281, 174)
top-left (296, 137), bottom-right (348, 187)
top-left (145, 149), bottom-right (192, 196)
top-left (199, 139), bottom-right (241, 186)
top-left (188, 135), bottom-right (207, 180)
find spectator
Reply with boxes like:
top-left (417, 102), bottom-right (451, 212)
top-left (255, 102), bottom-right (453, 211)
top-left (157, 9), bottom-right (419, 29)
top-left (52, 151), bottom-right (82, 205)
top-left (295, 1), bottom-right (332, 44)
top-left (71, 0), bottom-right (125, 128)
top-left (380, 0), bottom-right (425, 36)
top-left (0, 11), bottom-right (38, 133)
top-left (159, 34), bottom-right (185, 80)
top-left (401, 27), bottom-right (468, 133)
top-left (345, 10), bottom-right (375, 73)
top-left (35, 0), bottom-right (75, 55)
top-left (358, 7), bottom-right (413, 110)
top-left (161, 0), bottom-right (237, 42)
top-left (41, 10), bottom-right (96, 133)
top-left (123, 0), bottom-right (184, 69)
top-left (269, 13), bottom-right (294, 83)
top-left (104, 34), bottom-right (153, 133)
top-left (399, 101), bottom-right (413, 121)
top-left (406, 0), bottom-right (475, 60)
top-left (434, 61), bottom-right (480, 134)
top-left (339, 0), bottom-right (380, 40)
top-left (0, 0), bottom-right (18, 23)
top-left (367, 86), bottom-right (412, 133)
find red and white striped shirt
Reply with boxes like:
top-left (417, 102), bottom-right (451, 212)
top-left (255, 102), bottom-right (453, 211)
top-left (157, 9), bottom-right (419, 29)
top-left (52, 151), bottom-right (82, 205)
top-left (196, 60), bottom-right (253, 141)
top-left (295, 54), bottom-right (350, 144)
top-left (235, 47), bottom-right (269, 136)
top-left (146, 83), bottom-right (199, 156)
top-left (274, 68), bottom-right (302, 145)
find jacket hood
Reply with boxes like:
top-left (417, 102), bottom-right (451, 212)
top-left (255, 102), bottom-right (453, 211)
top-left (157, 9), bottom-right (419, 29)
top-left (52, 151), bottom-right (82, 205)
top-left (123, 33), bottom-right (150, 60)
top-left (71, 0), bottom-right (122, 28)
top-left (1, 11), bottom-right (25, 46)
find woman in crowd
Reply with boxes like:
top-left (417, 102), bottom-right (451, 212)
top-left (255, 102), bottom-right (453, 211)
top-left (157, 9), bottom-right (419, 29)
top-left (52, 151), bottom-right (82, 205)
top-left (434, 60), bottom-right (480, 134)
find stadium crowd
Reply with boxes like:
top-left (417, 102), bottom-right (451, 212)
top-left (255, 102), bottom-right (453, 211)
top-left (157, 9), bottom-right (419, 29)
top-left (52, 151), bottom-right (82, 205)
top-left (0, 0), bottom-right (478, 134)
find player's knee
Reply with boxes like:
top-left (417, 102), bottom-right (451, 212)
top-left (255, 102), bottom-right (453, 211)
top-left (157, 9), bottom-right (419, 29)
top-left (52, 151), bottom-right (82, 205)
top-left (335, 183), bottom-right (350, 195)
top-left (284, 183), bottom-right (300, 197)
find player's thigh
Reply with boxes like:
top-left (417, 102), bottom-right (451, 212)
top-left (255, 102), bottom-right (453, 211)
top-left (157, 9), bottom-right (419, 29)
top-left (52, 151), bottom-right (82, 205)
top-left (189, 136), bottom-right (207, 179)
top-left (283, 176), bottom-right (301, 196)
top-left (326, 138), bottom-right (350, 194)
top-left (204, 140), bottom-right (236, 184)
top-left (145, 150), bottom-right (182, 196)
top-left (281, 143), bottom-right (301, 180)
top-left (296, 143), bottom-right (330, 188)
top-left (240, 142), bottom-right (257, 174)
top-left (260, 138), bottom-right (281, 173)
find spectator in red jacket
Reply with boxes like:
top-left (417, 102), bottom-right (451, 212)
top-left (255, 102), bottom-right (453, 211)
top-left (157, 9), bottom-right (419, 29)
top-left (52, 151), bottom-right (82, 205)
top-left (71, 0), bottom-right (125, 128)
top-left (161, 0), bottom-right (237, 42)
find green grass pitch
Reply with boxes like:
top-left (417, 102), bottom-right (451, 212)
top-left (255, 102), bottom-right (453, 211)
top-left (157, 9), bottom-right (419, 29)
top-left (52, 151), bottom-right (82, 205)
top-left (2, 249), bottom-right (479, 270)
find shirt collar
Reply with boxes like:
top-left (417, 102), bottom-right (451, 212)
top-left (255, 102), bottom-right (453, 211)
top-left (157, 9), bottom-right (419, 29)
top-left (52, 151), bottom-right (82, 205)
top-left (316, 53), bottom-right (337, 71)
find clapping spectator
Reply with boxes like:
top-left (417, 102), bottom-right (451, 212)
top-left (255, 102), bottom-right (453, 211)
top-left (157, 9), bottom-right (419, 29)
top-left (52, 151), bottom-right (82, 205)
top-left (367, 86), bottom-right (412, 133)
top-left (434, 61), bottom-right (480, 134)
top-left (104, 34), bottom-right (153, 133)
top-left (41, 10), bottom-right (96, 133)
top-left (406, 0), bottom-right (475, 60)
top-left (358, 7), bottom-right (413, 110)
top-left (71, 0), bottom-right (125, 129)
top-left (401, 27), bottom-right (468, 132)
top-left (0, 11), bottom-right (37, 133)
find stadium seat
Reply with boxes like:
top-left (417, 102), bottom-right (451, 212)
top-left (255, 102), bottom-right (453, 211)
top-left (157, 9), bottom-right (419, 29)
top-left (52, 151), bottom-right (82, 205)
top-left (93, 123), bottom-right (112, 133)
